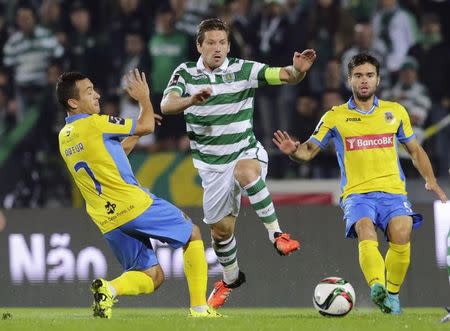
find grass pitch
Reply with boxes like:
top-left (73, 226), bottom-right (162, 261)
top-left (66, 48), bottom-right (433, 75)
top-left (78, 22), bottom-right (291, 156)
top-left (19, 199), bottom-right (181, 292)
top-left (0, 308), bottom-right (447, 331)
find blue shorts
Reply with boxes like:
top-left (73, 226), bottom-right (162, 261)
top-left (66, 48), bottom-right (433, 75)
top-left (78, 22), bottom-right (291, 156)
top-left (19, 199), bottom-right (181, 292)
top-left (104, 194), bottom-right (193, 271)
top-left (340, 192), bottom-right (423, 240)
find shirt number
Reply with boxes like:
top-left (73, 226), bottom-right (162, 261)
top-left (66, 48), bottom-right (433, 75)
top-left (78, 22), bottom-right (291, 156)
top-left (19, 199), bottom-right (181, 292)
top-left (74, 161), bottom-right (102, 195)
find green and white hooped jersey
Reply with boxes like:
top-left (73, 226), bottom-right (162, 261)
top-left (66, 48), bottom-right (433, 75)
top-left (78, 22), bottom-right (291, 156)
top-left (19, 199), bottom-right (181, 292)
top-left (164, 57), bottom-right (281, 171)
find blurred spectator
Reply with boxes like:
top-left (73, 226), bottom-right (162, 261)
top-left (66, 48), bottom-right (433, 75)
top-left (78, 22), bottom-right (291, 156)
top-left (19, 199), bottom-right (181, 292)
top-left (342, 0), bottom-right (377, 23)
top-left (108, 0), bottom-right (152, 65)
top-left (250, 0), bottom-right (290, 65)
top-left (288, 93), bottom-right (320, 178)
top-left (3, 3), bottom-right (63, 121)
top-left (66, 1), bottom-right (107, 91)
top-left (115, 29), bottom-right (156, 152)
top-left (0, 86), bottom-right (14, 134)
top-left (321, 88), bottom-right (345, 112)
top-left (408, 13), bottom-right (450, 107)
top-left (306, 0), bottom-right (355, 94)
top-left (372, 0), bottom-right (418, 77)
top-left (323, 58), bottom-right (348, 97)
top-left (341, 22), bottom-right (389, 90)
top-left (173, 0), bottom-right (215, 37)
top-left (38, 0), bottom-right (67, 47)
top-left (0, 3), bottom-right (9, 61)
top-left (219, 0), bottom-right (253, 59)
top-left (290, 94), bottom-right (320, 144)
top-left (109, 29), bottom-right (151, 95)
top-left (39, 0), bottom-right (63, 33)
top-left (381, 57), bottom-right (431, 131)
top-left (251, 0), bottom-right (291, 153)
top-left (101, 94), bottom-right (120, 117)
top-left (148, 5), bottom-right (189, 150)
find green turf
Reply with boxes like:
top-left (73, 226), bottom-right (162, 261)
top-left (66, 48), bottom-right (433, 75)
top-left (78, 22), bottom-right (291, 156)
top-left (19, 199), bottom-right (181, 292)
top-left (0, 308), bottom-right (448, 331)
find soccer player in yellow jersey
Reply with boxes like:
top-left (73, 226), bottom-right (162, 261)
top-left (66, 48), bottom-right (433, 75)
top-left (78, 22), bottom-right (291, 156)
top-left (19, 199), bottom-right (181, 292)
top-left (273, 53), bottom-right (448, 314)
top-left (57, 69), bottom-right (220, 318)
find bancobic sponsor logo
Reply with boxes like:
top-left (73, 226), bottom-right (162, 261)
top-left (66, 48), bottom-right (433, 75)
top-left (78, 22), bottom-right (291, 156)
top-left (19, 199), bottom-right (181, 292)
top-left (345, 133), bottom-right (394, 151)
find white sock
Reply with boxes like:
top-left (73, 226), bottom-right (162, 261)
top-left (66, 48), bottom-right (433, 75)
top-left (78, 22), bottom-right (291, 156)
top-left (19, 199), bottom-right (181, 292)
top-left (108, 283), bottom-right (117, 298)
top-left (191, 305), bottom-right (208, 313)
top-left (265, 220), bottom-right (282, 243)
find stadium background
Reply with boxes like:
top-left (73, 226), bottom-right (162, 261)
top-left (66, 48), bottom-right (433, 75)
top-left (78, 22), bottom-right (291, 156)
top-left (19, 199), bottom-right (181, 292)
top-left (0, 0), bottom-right (449, 308)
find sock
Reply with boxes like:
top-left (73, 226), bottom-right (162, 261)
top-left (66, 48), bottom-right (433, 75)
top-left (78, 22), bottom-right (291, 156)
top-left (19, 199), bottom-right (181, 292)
top-left (110, 270), bottom-right (154, 296)
top-left (359, 240), bottom-right (386, 287)
top-left (244, 177), bottom-right (281, 242)
top-left (385, 242), bottom-right (410, 293)
top-left (183, 240), bottom-right (207, 307)
top-left (213, 235), bottom-right (239, 285)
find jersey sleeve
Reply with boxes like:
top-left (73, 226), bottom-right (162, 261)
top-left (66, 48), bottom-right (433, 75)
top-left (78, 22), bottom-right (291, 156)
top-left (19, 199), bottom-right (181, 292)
top-left (308, 111), bottom-right (334, 149)
top-left (396, 104), bottom-right (416, 143)
top-left (163, 64), bottom-right (187, 96)
top-left (247, 60), bottom-right (280, 87)
top-left (91, 114), bottom-right (136, 137)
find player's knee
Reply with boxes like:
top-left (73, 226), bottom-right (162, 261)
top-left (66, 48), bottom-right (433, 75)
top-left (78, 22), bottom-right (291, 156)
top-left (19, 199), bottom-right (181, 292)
top-left (354, 219), bottom-right (377, 241)
top-left (233, 165), bottom-right (259, 187)
top-left (210, 226), bottom-right (233, 242)
top-left (144, 265), bottom-right (165, 289)
top-left (189, 224), bottom-right (202, 241)
top-left (388, 218), bottom-right (412, 244)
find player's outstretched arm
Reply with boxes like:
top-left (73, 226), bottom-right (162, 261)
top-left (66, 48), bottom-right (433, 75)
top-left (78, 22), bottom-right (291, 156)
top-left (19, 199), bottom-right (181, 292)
top-left (279, 49), bottom-right (316, 85)
top-left (161, 88), bottom-right (212, 115)
top-left (404, 138), bottom-right (448, 202)
top-left (125, 69), bottom-right (157, 136)
top-left (272, 130), bottom-right (321, 162)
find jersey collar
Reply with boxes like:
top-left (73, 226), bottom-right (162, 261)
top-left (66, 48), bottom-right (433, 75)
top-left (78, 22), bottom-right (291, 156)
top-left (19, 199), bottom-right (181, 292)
top-left (196, 56), bottom-right (229, 73)
top-left (65, 113), bottom-right (90, 124)
top-left (347, 96), bottom-right (379, 115)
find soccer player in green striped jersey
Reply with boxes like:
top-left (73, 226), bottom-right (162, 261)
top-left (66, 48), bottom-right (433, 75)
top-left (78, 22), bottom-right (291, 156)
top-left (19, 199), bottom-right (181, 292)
top-left (161, 18), bottom-right (316, 308)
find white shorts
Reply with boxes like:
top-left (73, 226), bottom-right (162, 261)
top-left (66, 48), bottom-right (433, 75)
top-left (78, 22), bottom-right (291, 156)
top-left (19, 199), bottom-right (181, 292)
top-left (198, 143), bottom-right (268, 224)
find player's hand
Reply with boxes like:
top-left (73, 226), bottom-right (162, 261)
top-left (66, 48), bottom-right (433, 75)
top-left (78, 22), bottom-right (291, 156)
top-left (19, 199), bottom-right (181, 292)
top-left (190, 88), bottom-right (212, 106)
top-left (154, 113), bottom-right (163, 127)
top-left (272, 130), bottom-right (300, 156)
top-left (425, 181), bottom-right (448, 203)
top-left (124, 69), bottom-right (150, 102)
top-left (293, 49), bottom-right (316, 74)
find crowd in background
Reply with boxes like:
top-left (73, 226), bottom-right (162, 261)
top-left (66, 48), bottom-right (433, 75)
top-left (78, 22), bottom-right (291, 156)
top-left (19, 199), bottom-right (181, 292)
top-left (1, 0), bottom-right (449, 207)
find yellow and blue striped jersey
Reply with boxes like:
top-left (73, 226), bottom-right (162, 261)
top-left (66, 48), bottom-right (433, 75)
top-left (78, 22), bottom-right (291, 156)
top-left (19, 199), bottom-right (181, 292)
top-left (309, 97), bottom-right (415, 200)
top-left (58, 113), bottom-right (152, 233)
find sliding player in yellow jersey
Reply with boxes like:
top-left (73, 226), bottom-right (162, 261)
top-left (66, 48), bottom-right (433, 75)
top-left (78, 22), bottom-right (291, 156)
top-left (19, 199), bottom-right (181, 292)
top-left (273, 53), bottom-right (448, 314)
top-left (57, 69), bottom-right (221, 318)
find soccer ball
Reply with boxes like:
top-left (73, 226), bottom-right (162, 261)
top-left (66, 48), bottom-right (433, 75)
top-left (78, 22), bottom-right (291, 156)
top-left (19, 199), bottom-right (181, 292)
top-left (312, 277), bottom-right (355, 316)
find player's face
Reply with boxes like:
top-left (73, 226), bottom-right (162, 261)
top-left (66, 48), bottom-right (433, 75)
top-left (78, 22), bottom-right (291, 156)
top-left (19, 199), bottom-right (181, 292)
top-left (73, 79), bottom-right (100, 114)
top-left (348, 63), bottom-right (379, 102)
top-left (197, 30), bottom-right (230, 71)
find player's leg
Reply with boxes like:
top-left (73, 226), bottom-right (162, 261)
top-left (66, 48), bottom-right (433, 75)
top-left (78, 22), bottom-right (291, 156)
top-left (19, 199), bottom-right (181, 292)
top-left (380, 193), bottom-right (423, 314)
top-left (207, 215), bottom-right (246, 309)
top-left (198, 167), bottom-right (246, 308)
top-left (234, 158), bottom-right (299, 255)
top-left (442, 229), bottom-right (450, 322)
top-left (92, 228), bottom-right (160, 318)
top-left (183, 224), bottom-right (220, 317)
top-left (354, 218), bottom-right (390, 312)
top-left (384, 215), bottom-right (413, 314)
top-left (343, 194), bottom-right (389, 312)
top-left (124, 195), bottom-right (220, 317)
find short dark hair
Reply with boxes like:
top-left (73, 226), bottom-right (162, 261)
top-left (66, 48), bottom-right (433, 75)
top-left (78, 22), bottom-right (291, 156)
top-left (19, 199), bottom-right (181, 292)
top-left (55, 72), bottom-right (87, 111)
top-left (348, 53), bottom-right (380, 76)
top-left (196, 18), bottom-right (230, 45)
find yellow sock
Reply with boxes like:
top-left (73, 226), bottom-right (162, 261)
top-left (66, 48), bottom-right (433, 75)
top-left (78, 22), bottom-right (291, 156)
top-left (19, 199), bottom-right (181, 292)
top-left (385, 242), bottom-right (410, 293)
top-left (110, 270), bottom-right (154, 296)
top-left (183, 240), bottom-right (207, 307)
top-left (359, 240), bottom-right (386, 287)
